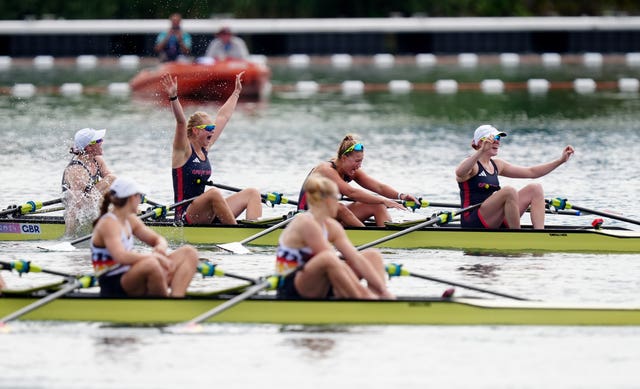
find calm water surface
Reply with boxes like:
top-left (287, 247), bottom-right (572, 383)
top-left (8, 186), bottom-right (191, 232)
top-left (0, 60), bottom-right (639, 388)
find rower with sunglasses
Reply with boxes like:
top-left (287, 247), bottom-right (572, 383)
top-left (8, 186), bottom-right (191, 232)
top-left (161, 72), bottom-right (262, 225)
top-left (61, 127), bottom-right (116, 234)
top-left (297, 134), bottom-right (417, 227)
top-left (455, 124), bottom-right (574, 229)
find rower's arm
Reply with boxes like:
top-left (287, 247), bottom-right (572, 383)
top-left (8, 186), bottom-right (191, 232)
top-left (129, 216), bottom-right (168, 254)
top-left (207, 71), bottom-right (244, 148)
top-left (161, 74), bottom-right (191, 167)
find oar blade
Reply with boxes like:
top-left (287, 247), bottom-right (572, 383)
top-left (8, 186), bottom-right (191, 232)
top-left (37, 241), bottom-right (77, 252)
top-left (216, 242), bottom-right (251, 254)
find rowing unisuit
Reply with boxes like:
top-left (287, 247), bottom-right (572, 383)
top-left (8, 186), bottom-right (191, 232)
top-left (90, 212), bottom-right (134, 297)
top-left (172, 144), bottom-right (212, 222)
top-left (458, 160), bottom-right (501, 228)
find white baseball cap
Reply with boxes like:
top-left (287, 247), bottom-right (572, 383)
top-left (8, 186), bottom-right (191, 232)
top-left (110, 177), bottom-right (145, 199)
top-left (472, 125), bottom-right (507, 146)
top-left (74, 128), bottom-right (106, 151)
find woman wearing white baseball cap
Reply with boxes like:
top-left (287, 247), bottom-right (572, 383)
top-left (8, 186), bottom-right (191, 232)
top-left (62, 128), bottom-right (116, 234)
top-left (455, 125), bottom-right (574, 229)
top-left (91, 177), bottom-right (198, 298)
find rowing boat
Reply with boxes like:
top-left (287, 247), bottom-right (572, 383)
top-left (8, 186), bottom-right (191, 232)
top-left (1, 292), bottom-right (639, 326)
top-left (1, 215), bottom-right (638, 253)
top-left (129, 59), bottom-right (270, 100)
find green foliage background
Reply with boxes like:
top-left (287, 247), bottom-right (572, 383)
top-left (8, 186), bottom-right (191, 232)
top-left (4, 0), bottom-right (639, 20)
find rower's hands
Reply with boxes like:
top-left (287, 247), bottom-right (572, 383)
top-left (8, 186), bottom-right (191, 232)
top-left (234, 71), bottom-right (244, 94)
top-left (478, 138), bottom-right (496, 153)
top-left (153, 251), bottom-right (176, 274)
top-left (385, 198), bottom-right (406, 210)
top-left (161, 73), bottom-right (178, 97)
top-left (560, 145), bottom-right (575, 163)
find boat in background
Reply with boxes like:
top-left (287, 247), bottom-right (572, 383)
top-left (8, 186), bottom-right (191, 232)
top-left (129, 58), bottom-right (271, 100)
top-left (1, 215), bottom-right (639, 253)
top-left (1, 292), bottom-right (640, 326)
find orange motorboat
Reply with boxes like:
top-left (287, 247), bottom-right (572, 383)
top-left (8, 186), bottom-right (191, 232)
top-left (129, 59), bottom-right (271, 100)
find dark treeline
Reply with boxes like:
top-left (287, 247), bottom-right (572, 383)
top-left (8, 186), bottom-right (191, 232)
top-left (3, 0), bottom-right (640, 20)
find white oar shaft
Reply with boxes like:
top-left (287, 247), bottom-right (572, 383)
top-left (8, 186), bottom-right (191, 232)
top-left (239, 216), bottom-right (294, 245)
top-left (356, 203), bottom-right (481, 251)
top-left (183, 280), bottom-right (271, 326)
top-left (0, 279), bottom-right (80, 324)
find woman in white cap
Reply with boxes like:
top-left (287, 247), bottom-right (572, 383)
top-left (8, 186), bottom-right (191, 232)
top-left (161, 72), bottom-right (262, 225)
top-left (62, 128), bottom-right (116, 233)
top-left (91, 177), bottom-right (198, 297)
top-left (455, 125), bottom-right (574, 229)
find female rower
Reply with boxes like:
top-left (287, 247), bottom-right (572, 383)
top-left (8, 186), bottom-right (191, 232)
top-left (62, 128), bottom-right (116, 234)
top-left (277, 174), bottom-right (394, 300)
top-left (91, 177), bottom-right (198, 297)
top-left (161, 72), bottom-right (262, 225)
top-left (455, 124), bottom-right (574, 229)
top-left (297, 134), bottom-right (416, 227)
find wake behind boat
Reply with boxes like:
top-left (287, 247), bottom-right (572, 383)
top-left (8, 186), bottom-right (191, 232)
top-left (1, 215), bottom-right (638, 253)
top-left (129, 59), bottom-right (271, 100)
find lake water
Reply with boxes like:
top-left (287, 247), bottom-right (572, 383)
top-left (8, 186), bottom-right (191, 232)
top-left (1, 57), bottom-right (640, 388)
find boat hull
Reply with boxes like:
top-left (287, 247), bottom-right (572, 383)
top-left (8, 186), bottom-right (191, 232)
top-left (1, 294), bottom-right (639, 326)
top-left (129, 60), bottom-right (270, 100)
top-left (1, 216), bottom-right (639, 253)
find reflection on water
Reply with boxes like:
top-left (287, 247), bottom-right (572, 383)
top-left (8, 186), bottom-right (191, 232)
top-left (284, 337), bottom-right (337, 359)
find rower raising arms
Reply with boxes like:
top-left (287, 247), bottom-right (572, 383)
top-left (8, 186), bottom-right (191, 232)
top-left (61, 128), bottom-right (116, 234)
top-left (455, 125), bottom-right (574, 229)
top-left (161, 72), bottom-right (262, 225)
top-left (277, 174), bottom-right (394, 299)
top-left (297, 134), bottom-right (416, 227)
top-left (91, 177), bottom-right (198, 297)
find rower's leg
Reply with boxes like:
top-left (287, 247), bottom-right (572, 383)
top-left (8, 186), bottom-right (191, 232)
top-left (518, 183), bottom-right (545, 229)
top-left (121, 257), bottom-right (168, 297)
top-left (226, 188), bottom-right (263, 220)
top-left (337, 204), bottom-right (365, 227)
top-left (186, 188), bottom-right (237, 224)
top-left (295, 251), bottom-right (376, 299)
top-left (167, 245), bottom-right (199, 297)
top-left (348, 203), bottom-right (391, 226)
top-left (479, 186), bottom-right (521, 228)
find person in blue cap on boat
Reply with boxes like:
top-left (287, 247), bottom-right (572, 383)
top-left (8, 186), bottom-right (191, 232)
top-left (297, 134), bottom-right (417, 227)
top-left (277, 173), bottom-right (394, 300)
top-left (161, 72), bottom-right (262, 225)
top-left (91, 177), bottom-right (198, 297)
top-left (455, 124), bottom-right (574, 229)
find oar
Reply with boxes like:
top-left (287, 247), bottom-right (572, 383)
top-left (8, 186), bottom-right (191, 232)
top-left (354, 203), bottom-right (482, 251)
top-left (197, 259), bottom-right (258, 284)
top-left (385, 263), bottom-right (528, 301)
top-left (0, 260), bottom-right (97, 325)
top-left (206, 181), bottom-right (298, 206)
top-left (216, 213), bottom-right (298, 254)
top-left (345, 197), bottom-right (579, 216)
top-left (168, 272), bottom-right (286, 332)
top-left (0, 198), bottom-right (63, 217)
top-left (39, 196), bottom-right (199, 252)
top-left (547, 198), bottom-right (640, 226)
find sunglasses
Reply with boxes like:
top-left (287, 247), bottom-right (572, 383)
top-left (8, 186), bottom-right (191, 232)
top-left (481, 135), bottom-right (501, 142)
top-left (193, 124), bottom-right (216, 132)
top-left (89, 138), bottom-right (103, 145)
top-left (341, 143), bottom-right (364, 156)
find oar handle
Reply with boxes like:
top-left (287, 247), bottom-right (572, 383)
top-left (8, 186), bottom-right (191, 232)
top-left (386, 263), bottom-right (528, 301)
top-left (0, 260), bottom-right (78, 278)
top-left (207, 181), bottom-right (298, 206)
top-left (356, 203), bottom-right (481, 251)
top-left (548, 198), bottom-right (640, 226)
top-left (0, 198), bottom-right (63, 217)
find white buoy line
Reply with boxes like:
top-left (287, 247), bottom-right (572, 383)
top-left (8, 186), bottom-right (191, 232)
top-left (5, 77), bottom-right (639, 99)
